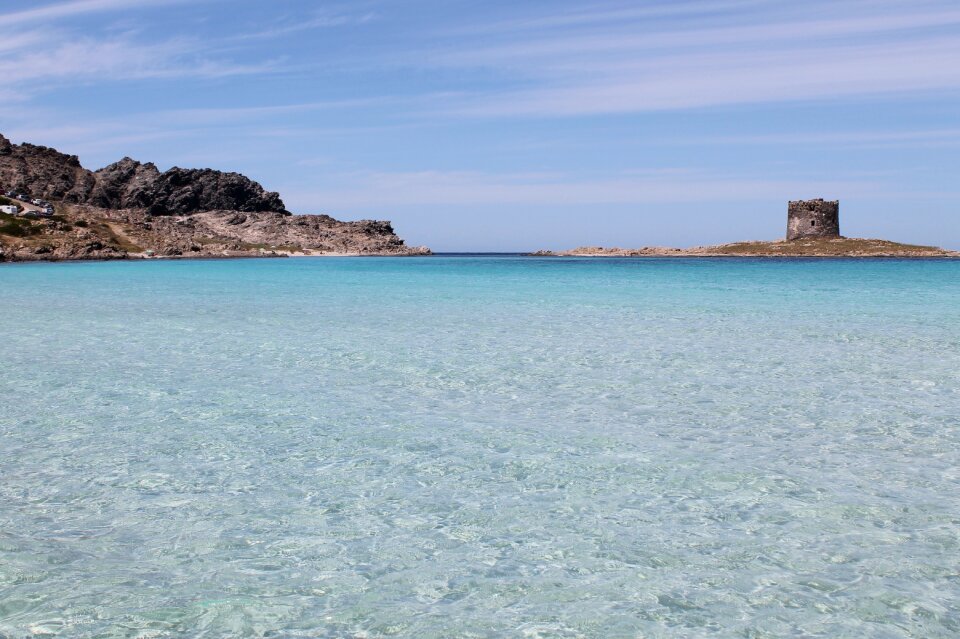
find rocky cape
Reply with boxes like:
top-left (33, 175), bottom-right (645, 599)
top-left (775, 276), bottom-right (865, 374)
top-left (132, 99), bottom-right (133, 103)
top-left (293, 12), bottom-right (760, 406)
top-left (0, 133), bottom-right (429, 261)
top-left (531, 238), bottom-right (960, 258)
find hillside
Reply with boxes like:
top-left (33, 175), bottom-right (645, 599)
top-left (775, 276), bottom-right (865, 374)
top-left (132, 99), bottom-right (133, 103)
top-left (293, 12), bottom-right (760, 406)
top-left (0, 134), bottom-right (285, 215)
top-left (0, 134), bottom-right (429, 261)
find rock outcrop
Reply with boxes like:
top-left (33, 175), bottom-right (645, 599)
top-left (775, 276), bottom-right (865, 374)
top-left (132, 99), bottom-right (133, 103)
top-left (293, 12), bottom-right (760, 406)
top-left (108, 208), bottom-right (426, 256)
top-left (0, 133), bottom-right (285, 215)
top-left (90, 158), bottom-right (286, 215)
top-left (0, 133), bottom-right (95, 203)
top-left (1, 204), bottom-right (430, 262)
top-left (0, 133), bottom-right (429, 261)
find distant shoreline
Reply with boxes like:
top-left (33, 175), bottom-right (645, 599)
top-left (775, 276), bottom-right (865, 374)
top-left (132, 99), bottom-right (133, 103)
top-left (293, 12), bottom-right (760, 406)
top-left (6, 253), bottom-right (960, 266)
top-left (458, 251), bottom-right (960, 259)
top-left (528, 237), bottom-right (960, 259)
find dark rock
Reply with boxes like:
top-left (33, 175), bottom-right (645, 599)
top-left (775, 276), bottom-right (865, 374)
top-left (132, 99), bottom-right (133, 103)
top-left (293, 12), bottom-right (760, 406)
top-left (0, 133), bottom-right (286, 215)
top-left (92, 160), bottom-right (286, 215)
top-left (88, 157), bottom-right (162, 210)
top-left (0, 134), bottom-right (95, 202)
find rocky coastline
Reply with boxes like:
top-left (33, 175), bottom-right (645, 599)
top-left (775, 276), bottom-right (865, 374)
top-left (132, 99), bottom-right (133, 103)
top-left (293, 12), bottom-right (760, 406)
top-left (531, 238), bottom-right (960, 258)
top-left (0, 134), bottom-right (429, 262)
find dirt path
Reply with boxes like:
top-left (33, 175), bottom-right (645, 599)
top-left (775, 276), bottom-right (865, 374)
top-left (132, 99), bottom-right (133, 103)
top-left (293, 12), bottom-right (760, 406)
top-left (7, 197), bottom-right (41, 212)
top-left (103, 221), bottom-right (144, 252)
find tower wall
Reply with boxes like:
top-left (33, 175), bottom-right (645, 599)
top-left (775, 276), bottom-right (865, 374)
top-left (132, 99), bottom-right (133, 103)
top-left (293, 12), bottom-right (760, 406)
top-left (787, 199), bottom-right (840, 241)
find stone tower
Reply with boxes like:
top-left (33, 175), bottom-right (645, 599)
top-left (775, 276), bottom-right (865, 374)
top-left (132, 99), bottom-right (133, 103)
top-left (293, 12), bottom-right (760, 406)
top-left (787, 199), bottom-right (840, 241)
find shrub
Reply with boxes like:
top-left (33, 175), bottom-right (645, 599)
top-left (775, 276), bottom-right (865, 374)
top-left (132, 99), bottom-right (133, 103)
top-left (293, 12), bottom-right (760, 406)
top-left (0, 213), bottom-right (39, 237)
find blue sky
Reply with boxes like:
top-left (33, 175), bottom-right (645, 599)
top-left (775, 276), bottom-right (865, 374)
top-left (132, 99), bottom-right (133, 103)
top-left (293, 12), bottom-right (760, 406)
top-left (2, 0), bottom-right (959, 251)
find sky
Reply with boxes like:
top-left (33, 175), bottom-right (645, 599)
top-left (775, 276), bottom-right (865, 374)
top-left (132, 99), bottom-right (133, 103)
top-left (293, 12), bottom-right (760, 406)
top-left (1, 0), bottom-right (959, 251)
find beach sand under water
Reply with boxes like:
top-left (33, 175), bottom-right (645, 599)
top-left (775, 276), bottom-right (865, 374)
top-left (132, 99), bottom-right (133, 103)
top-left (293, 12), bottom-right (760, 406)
top-left (2, 256), bottom-right (958, 637)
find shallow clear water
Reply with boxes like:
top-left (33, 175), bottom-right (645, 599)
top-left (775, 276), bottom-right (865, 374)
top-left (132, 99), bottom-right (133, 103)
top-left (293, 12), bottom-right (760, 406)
top-left (1, 256), bottom-right (959, 638)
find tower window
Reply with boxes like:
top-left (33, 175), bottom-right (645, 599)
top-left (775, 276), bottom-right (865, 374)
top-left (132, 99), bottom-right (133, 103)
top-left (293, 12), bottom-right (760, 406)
top-left (811, 220), bottom-right (816, 226)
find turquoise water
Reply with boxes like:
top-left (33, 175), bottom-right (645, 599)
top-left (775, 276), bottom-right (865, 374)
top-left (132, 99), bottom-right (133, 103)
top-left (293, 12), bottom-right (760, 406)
top-left (1, 256), bottom-right (959, 638)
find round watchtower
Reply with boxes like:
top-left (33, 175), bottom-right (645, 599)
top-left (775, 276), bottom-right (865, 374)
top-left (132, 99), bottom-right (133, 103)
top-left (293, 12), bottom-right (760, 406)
top-left (787, 199), bottom-right (840, 241)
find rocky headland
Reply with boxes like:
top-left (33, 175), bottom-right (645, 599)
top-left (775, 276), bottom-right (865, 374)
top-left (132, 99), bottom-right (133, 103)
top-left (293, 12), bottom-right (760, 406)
top-left (0, 133), bottom-right (429, 261)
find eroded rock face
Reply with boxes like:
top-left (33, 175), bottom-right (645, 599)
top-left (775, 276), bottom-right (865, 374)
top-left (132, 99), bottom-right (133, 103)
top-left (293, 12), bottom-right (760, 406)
top-left (1, 205), bottom-right (430, 262)
top-left (0, 133), bottom-right (429, 260)
top-left (0, 134), bottom-right (286, 215)
top-left (88, 158), bottom-right (162, 211)
top-left (92, 160), bottom-right (287, 215)
top-left (129, 209), bottom-right (426, 254)
top-left (0, 133), bottom-right (96, 202)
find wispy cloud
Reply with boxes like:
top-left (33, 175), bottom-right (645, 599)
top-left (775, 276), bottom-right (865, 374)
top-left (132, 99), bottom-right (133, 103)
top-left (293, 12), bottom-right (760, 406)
top-left (449, 37), bottom-right (960, 116)
top-left (0, 0), bottom-right (205, 27)
top-left (283, 168), bottom-right (878, 208)
top-left (234, 9), bottom-right (377, 41)
top-left (682, 129), bottom-right (960, 149)
top-left (0, 31), bottom-right (49, 53)
top-left (461, 0), bottom-right (770, 33)
top-left (415, 0), bottom-right (960, 116)
top-left (444, 4), bottom-right (960, 63)
top-left (0, 34), bottom-right (279, 89)
top-left (145, 97), bottom-right (404, 125)
top-left (0, 0), bottom-right (280, 93)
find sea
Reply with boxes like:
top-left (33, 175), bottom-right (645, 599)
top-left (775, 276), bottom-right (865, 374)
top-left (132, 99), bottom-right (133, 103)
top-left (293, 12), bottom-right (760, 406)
top-left (1, 256), bottom-right (958, 638)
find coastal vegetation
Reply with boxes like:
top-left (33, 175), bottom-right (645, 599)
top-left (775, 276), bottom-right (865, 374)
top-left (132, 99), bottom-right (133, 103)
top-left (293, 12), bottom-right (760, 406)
top-left (0, 212), bottom-right (39, 238)
top-left (700, 237), bottom-right (952, 256)
top-left (536, 238), bottom-right (958, 258)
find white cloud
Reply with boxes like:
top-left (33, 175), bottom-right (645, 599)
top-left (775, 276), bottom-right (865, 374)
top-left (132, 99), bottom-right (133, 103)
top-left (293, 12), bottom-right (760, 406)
top-left (681, 129), bottom-right (960, 148)
top-left (0, 0), bottom-right (269, 92)
top-left (442, 5), bottom-right (960, 65)
top-left (413, 0), bottom-right (960, 116)
top-left (0, 31), bottom-right (49, 53)
top-left (234, 9), bottom-right (377, 40)
top-left (444, 36), bottom-right (960, 116)
top-left (0, 35), bottom-right (278, 88)
top-left (281, 169), bottom-right (879, 209)
top-left (459, 0), bottom-right (771, 34)
top-left (0, 0), bottom-right (204, 27)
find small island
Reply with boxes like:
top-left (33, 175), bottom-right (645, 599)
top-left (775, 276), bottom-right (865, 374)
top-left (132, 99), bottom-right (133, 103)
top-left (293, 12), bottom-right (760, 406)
top-left (532, 200), bottom-right (959, 258)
